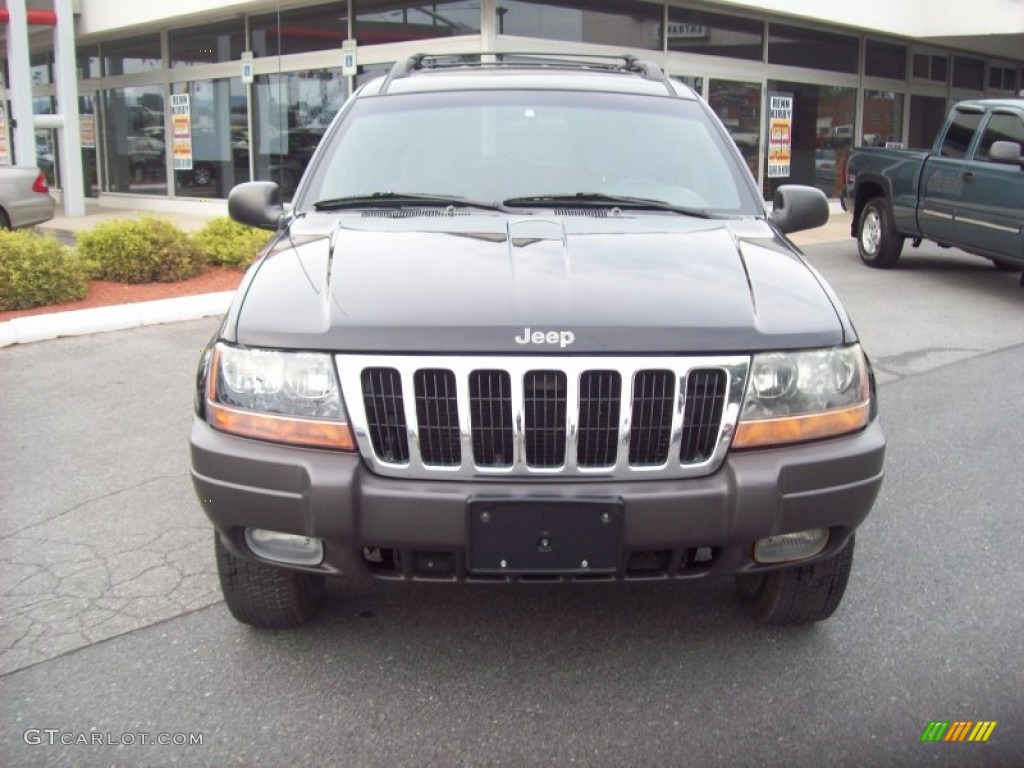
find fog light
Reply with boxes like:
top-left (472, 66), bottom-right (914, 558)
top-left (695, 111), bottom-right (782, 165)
top-left (753, 528), bottom-right (828, 564)
top-left (245, 528), bottom-right (323, 566)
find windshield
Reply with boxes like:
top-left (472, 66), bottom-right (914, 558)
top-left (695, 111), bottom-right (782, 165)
top-left (299, 89), bottom-right (762, 215)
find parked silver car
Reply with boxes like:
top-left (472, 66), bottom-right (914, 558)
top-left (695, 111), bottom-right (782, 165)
top-left (0, 166), bottom-right (56, 229)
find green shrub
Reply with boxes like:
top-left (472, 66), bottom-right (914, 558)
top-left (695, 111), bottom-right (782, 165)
top-left (0, 231), bottom-right (88, 311)
top-left (192, 217), bottom-right (270, 269)
top-left (76, 217), bottom-right (205, 283)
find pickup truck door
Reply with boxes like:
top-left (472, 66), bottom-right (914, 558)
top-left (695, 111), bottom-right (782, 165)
top-left (918, 107), bottom-right (984, 245)
top-left (954, 109), bottom-right (1024, 264)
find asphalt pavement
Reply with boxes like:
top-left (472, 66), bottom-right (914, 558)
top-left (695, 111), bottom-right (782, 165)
top-left (1, 237), bottom-right (1022, 766)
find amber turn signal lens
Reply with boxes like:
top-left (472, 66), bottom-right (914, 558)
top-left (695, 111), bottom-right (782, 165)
top-left (207, 401), bottom-right (356, 450)
top-left (732, 401), bottom-right (869, 449)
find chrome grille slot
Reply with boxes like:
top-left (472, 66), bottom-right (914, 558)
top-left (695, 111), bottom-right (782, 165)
top-left (361, 367), bottom-right (409, 464)
top-left (414, 369), bottom-right (461, 466)
top-left (577, 370), bottom-right (621, 467)
top-left (629, 370), bottom-right (675, 466)
top-left (338, 355), bottom-right (748, 481)
top-left (523, 370), bottom-right (567, 468)
top-left (681, 369), bottom-right (728, 463)
top-left (470, 370), bottom-right (513, 467)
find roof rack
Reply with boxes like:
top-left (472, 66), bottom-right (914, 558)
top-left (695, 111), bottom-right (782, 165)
top-left (378, 52), bottom-right (675, 95)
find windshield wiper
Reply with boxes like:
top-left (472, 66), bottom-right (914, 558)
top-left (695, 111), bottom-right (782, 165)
top-left (313, 192), bottom-right (499, 211)
top-left (502, 192), bottom-right (714, 219)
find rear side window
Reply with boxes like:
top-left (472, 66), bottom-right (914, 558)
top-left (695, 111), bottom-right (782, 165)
top-left (974, 113), bottom-right (1024, 161)
top-left (939, 110), bottom-right (982, 158)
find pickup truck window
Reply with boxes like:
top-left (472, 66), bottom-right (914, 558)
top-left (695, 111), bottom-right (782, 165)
top-left (975, 113), bottom-right (1024, 161)
top-left (939, 110), bottom-right (983, 158)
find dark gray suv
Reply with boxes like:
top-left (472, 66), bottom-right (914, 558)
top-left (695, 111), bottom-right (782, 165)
top-left (191, 54), bottom-right (885, 628)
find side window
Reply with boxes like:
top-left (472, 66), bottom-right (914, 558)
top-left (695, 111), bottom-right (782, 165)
top-left (975, 113), bottom-right (1024, 161)
top-left (939, 110), bottom-right (983, 158)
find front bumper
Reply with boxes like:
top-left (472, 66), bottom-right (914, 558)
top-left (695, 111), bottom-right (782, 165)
top-left (190, 417), bottom-right (885, 581)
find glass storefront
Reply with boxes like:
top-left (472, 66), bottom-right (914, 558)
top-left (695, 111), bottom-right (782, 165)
top-left (908, 95), bottom-right (947, 149)
top-left (356, 1), bottom-right (481, 42)
top-left (764, 81), bottom-right (857, 198)
top-left (79, 95), bottom-right (100, 197)
top-left (251, 4), bottom-right (350, 57)
top-left (862, 91), bottom-right (904, 148)
top-left (252, 70), bottom-right (349, 200)
top-left (667, 8), bottom-right (763, 61)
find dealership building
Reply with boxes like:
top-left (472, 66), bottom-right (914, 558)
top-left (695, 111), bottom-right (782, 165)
top-left (2, 0), bottom-right (1022, 217)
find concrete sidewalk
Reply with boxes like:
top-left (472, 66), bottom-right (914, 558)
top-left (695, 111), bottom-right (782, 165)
top-left (1, 204), bottom-right (855, 348)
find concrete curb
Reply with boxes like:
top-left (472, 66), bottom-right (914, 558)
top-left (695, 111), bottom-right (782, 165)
top-left (0, 291), bottom-right (234, 347)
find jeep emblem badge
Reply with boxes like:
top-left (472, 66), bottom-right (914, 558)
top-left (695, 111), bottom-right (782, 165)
top-left (514, 327), bottom-right (576, 348)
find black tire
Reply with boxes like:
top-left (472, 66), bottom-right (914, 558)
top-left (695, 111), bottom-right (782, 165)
top-left (0, 208), bottom-right (10, 230)
top-left (735, 535), bottom-right (855, 625)
top-left (192, 164), bottom-right (214, 187)
top-left (857, 198), bottom-right (903, 268)
top-left (215, 534), bottom-right (325, 628)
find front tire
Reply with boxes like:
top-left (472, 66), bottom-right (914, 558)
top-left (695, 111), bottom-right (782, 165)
top-left (857, 198), bottom-right (903, 268)
top-left (736, 535), bottom-right (855, 625)
top-left (215, 534), bottom-right (325, 628)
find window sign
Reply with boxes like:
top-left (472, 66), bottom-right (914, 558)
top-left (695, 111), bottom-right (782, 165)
top-left (666, 23), bottom-right (708, 40)
top-left (241, 52), bottom-right (254, 85)
top-left (171, 94), bottom-right (193, 171)
top-left (80, 114), bottom-right (96, 149)
top-left (342, 40), bottom-right (358, 77)
top-left (0, 106), bottom-right (9, 165)
top-left (767, 92), bottom-right (793, 178)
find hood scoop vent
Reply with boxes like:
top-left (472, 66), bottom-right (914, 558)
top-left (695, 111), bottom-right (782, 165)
top-left (361, 209), bottom-right (471, 219)
top-left (554, 208), bottom-right (608, 218)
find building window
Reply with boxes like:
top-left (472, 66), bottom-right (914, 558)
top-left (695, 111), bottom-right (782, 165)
top-left (356, 1), bottom-right (481, 43)
top-left (861, 90), bottom-right (903, 147)
top-left (103, 85), bottom-right (167, 194)
top-left (251, 3), bottom-right (350, 57)
top-left (495, 0), bottom-right (663, 51)
top-left (104, 34), bottom-right (163, 75)
top-left (171, 78), bottom-right (249, 198)
top-left (767, 24), bottom-right (858, 74)
top-left (170, 20), bottom-right (246, 67)
top-left (708, 79), bottom-right (761, 182)
top-left (764, 81), bottom-right (857, 198)
top-left (77, 46), bottom-right (101, 79)
top-left (913, 52), bottom-right (949, 84)
top-left (30, 52), bottom-right (52, 86)
top-left (252, 69), bottom-right (349, 201)
top-left (667, 9), bottom-right (763, 61)
top-left (864, 39), bottom-right (906, 80)
top-left (952, 56), bottom-right (985, 91)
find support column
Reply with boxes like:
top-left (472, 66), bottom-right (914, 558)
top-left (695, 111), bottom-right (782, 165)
top-left (6, 0), bottom-right (36, 168)
top-left (53, 0), bottom-right (84, 216)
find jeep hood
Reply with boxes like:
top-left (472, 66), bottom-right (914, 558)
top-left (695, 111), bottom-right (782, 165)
top-left (231, 212), bottom-right (848, 353)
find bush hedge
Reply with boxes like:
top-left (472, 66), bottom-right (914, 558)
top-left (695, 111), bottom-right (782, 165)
top-left (76, 217), bottom-right (205, 283)
top-left (0, 231), bottom-right (88, 311)
top-left (191, 217), bottom-right (269, 269)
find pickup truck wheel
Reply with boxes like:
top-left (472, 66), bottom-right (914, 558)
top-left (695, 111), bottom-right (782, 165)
top-left (215, 534), bottom-right (325, 628)
top-left (857, 199), bottom-right (903, 268)
top-left (735, 535), bottom-right (855, 625)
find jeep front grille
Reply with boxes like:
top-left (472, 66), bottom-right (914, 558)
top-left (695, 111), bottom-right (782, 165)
top-left (339, 356), bottom-right (748, 480)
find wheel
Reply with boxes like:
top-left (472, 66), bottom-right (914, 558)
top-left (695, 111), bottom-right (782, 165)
top-left (857, 198), bottom-right (903, 268)
top-left (0, 208), bottom-right (10, 230)
top-left (214, 534), bottom-right (325, 628)
top-left (192, 163), bottom-right (214, 187)
top-left (735, 535), bottom-right (855, 625)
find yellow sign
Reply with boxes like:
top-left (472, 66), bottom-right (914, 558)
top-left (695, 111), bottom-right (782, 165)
top-left (170, 94), bottom-right (193, 170)
top-left (767, 93), bottom-right (793, 179)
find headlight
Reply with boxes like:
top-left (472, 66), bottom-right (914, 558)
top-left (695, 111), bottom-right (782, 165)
top-left (733, 344), bottom-right (869, 448)
top-left (206, 343), bottom-right (355, 450)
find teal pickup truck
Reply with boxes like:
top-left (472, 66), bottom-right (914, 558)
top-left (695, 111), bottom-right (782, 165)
top-left (844, 99), bottom-right (1024, 283)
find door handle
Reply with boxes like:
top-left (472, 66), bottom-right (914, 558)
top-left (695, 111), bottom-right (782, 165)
top-left (962, 171), bottom-right (975, 182)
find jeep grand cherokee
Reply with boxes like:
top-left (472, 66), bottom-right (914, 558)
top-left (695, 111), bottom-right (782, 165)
top-left (190, 54), bottom-right (885, 628)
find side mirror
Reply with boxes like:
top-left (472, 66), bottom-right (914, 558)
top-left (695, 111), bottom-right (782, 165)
top-left (988, 140), bottom-right (1024, 168)
top-left (768, 185), bottom-right (829, 235)
top-left (228, 181), bottom-right (284, 231)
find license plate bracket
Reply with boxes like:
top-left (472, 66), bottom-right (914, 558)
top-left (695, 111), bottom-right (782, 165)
top-left (467, 498), bottom-right (623, 575)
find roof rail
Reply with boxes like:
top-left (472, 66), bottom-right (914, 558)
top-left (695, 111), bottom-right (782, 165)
top-left (378, 52), bottom-right (676, 95)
